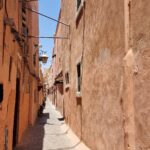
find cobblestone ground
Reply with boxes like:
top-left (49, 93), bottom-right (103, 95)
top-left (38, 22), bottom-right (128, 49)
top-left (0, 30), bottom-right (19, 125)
top-left (15, 99), bottom-right (90, 150)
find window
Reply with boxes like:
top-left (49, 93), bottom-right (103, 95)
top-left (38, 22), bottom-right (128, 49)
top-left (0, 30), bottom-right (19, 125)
top-left (77, 63), bottom-right (81, 92)
top-left (0, 84), bottom-right (3, 103)
top-left (76, 0), bottom-right (85, 22)
top-left (9, 57), bottom-right (13, 82)
top-left (77, 0), bottom-right (82, 10)
top-left (65, 72), bottom-right (69, 84)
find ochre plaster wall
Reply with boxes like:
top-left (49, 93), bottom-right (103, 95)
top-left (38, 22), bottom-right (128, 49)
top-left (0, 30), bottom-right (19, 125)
top-left (0, 1), bottom-right (40, 150)
top-left (53, 0), bottom-right (150, 150)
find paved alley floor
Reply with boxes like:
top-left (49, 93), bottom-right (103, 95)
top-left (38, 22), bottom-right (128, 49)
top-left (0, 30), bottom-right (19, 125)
top-left (15, 100), bottom-right (90, 150)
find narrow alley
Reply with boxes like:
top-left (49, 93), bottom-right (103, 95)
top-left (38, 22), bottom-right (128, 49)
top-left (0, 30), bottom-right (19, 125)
top-left (1, 0), bottom-right (150, 149)
top-left (14, 99), bottom-right (89, 150)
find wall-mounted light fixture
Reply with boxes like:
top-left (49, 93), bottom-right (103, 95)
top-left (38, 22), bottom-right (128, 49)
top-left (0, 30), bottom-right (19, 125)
top-left (39, 53), bottom-right (49, 64)
top-left (34, 44), bottom-right (49, 64)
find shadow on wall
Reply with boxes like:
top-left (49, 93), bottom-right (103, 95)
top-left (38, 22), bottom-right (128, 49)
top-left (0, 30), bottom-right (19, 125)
top-left (14, 113), bottom-right (49, 150)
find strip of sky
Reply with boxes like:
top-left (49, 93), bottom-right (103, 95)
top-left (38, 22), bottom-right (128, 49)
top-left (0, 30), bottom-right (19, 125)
top-left (39, 0), bottom-right (61, 69)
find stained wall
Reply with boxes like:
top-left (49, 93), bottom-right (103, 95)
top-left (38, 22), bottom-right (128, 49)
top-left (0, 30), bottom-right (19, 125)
top-left (50, 0), bottom-right (150, 149)
top-left (0, 1), bottom-right (40, 150)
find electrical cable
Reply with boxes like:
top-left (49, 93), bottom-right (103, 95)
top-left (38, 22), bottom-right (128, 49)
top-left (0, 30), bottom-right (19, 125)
top-left (28, 35), bottom-right (69, 39)
top-left (23, 6), bottom-right (70, 28)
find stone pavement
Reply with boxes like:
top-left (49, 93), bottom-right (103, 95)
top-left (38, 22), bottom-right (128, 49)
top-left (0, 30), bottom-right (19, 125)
top-left (15, 99), bottom-right (90, 150)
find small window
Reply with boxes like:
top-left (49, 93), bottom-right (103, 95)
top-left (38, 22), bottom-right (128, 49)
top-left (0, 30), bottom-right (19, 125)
top-left (77, 0), bottom-right (82, 10)
top-left (77, 63), bottom-right (81, 92)
top-left (9, 57), bottom-right (13, 82)
top-left (65, 72), bottom-right (69, 84)
top-left (0, 84), bottom-right (3, 103)
top-left (76, 0), bottom-right (84, 23)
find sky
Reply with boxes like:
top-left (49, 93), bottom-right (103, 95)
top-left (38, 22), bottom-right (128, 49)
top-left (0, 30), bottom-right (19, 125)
top-left (39, 0), bottom-right (61, 70)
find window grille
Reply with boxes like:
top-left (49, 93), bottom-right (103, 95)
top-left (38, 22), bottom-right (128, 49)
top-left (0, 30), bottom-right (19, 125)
top-left (20, 2), bottom-right (29, 55)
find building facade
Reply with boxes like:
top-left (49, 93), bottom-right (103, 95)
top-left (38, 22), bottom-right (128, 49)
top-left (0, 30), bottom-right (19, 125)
top-left (0, 0), bottom-right (43, 150)
top-left (50, 0), bottom-right (150, 150)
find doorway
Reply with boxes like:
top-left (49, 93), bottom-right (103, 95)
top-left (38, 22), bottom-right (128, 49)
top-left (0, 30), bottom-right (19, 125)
top-left (13, 78), bottom-right (20, 148)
